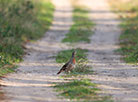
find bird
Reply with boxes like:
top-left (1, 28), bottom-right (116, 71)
top-left (57, 51), bottom-right (76, 74)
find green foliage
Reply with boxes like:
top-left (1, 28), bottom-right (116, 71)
top-left (0, 0), bottom-right (54, 76)
top-left (56, 48), bottom-right (88, 63)
top-left (62, 7), bottom-right (94, 43)
top-left (54, 79), bottom-right (98, 100)
top-left (109, 0), bottom-right (138, 63)
top-left (70, 59), bottom-right (93, 75)
top-left (55, 79), bottom-right (112, 102)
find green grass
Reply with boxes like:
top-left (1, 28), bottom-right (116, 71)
top-left (62, 6), bottom-right (94, 43)
top-left (0, 0), bottom-right (54, 76)
top-left (54, 79), bottom-right (98, 99)
top-left (56, 48), bottom-right (88, 63)
top-left (109, 0), bottom-right (138, 63)
top-left (54, 79), bottom-right (113, 102)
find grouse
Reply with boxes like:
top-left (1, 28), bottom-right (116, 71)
top-left (57, 51), bottom-right (76, 74)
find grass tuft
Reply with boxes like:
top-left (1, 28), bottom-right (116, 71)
top-left (70, 59), bottom-right (93, 75)
top-left (62, 6), bottom-right (94, 43)
top-left (54, 79), bottom-right (98, 100)
top-left (54, 79), bottom-right (113, 102)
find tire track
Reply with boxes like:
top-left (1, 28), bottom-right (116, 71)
top-left (77, 0), bottom-right (138, 102)
top-left (0, 0), bottom-right (72, 102)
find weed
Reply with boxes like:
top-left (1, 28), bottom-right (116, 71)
top-left (73, 59), bottom-right (93, 73)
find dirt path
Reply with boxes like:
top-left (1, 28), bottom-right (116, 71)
top-left (1, 0), bottom-right (138, 102)
top-left (77, 0), bottom-right (138, 102)
top-left (0, 0), bottom-right (72, 102)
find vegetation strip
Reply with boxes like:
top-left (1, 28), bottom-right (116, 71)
top-left (55, 48), bottom-right (113, 102)
top-left (62, 6), bottom-right (94, 43)
top-left (55, 2), bottom-right (113, 101)
top-left (109, 0), bottom-right (138, 63)
top-left (0, 0), bottom-right (54, 76)
top-left (54, 79), bottom-right (98, 100)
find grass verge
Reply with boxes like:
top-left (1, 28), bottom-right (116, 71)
top-left (109, 0), bottom-right (138, 63)
top-left (62, 6), bottom-right (94, 43)
top-left (0, 0), bottom-right (54, 76)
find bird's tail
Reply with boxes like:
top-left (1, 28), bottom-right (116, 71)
top-left (57, 69), bottom-right (63, 74)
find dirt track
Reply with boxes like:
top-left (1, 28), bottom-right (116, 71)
top-left (77, 0), bottom-right (138, 102)
top-left (0, 0), bottom-right (72, 101)
top-left (0, 0), bottom-right (138, 102)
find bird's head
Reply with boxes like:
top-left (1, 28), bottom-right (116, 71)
top-left (72, 50), bottom-right (76, 57)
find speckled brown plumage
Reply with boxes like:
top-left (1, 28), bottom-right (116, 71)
top-left (57, 51), bottom-right (76, 74)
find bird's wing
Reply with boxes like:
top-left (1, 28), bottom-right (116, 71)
top-left (60, 61), bottom-right (70, 71)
